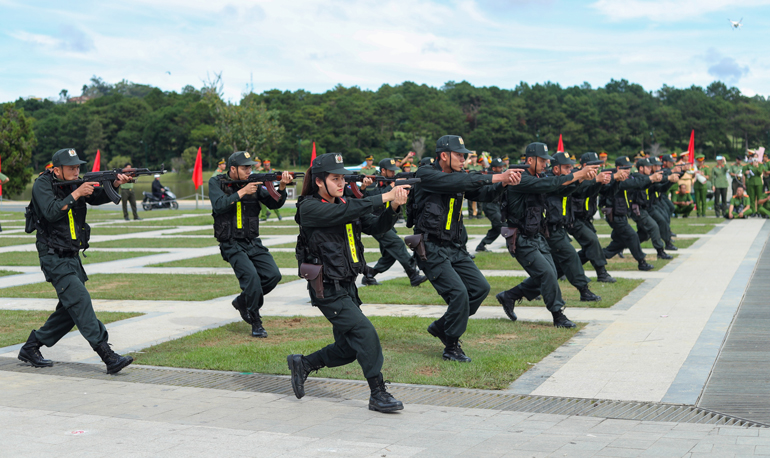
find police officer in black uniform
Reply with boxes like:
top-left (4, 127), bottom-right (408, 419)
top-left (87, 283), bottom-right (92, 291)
top-left (601, 156), bottom-right (658, 270)
top-left (410, 135), bottom-right (520, 362)
top-left (629, 158), bottom-right (673, 261)
top-left (287, 153), bottom-right (408, 413)
top-left (649, 156), bottom-right (679, 251)
top-left (208, 151), bottom-right (292, 338)
top-left (475, 158), bottom-right (506, 252)
top-left (362, 158), bottom-right (428, 287)
top-left (495, 143), bottom-right (599, 327)
top-left (568, 152), bottom-right (616, 283)
top-left (544, 152), bottom-right (604, 302)
top-left (18, 148), bottom-right (134, 374)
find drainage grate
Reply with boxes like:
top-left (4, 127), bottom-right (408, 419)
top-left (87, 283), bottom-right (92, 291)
top-left (0, 358), bottom-right (764, 428)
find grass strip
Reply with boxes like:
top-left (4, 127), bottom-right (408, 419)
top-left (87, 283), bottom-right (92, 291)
top-left (90, 227), bottom-right (173, 236)
top-left (471, 251), bottom-right (675, 271)
top-left (131, 315), bottom-right (581, 390)
top-left (0, 270), bottom-right (23, 277)
top-left (0, 251), bottom-right (165, 266)
top-left (0, 237), bottom-right (35, 247)
top-left (89, 237), bottom-right (219, 248)
top-left (149, 251), bottom-right (298, 269)
top-left (0, 310), bottom-right (144, 347)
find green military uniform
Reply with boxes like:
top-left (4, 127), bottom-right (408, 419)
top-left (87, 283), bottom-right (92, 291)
top-left (757, 194), bottom-right (770, 218)
top-left (360, 156), bottom-right (378, 176)
top-left (496, 144), bottom-right (579, 328)
top-left (411, 136), bottom-right (504, 362)
top-left (693, 157), bottom-right (710, 217)
top-left (744, 161), bottom-right (764, 214)
top-left (21, 148), bottom-right (133, 374)
top-left (208, 152), bottom-right (285, 337)
top-left (672, 191), bottom-right (694, 217)
top-left (289, 153), bottom-right (404, 413)
top-left (119, 180), bottom-right (140, 220)
top-left (711, 160), bottom-right (729, 217)
top-left (729, 195), bottom-right (752, 218)
top-left (764, 159), bottom-right (770, 192)
top-left (729, 160), bottom-right (745, 195)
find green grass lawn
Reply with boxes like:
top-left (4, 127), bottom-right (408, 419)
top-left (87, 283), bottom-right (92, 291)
top-left (132, 215), bottom-right (215, 226)
top-left (0, 273), bottom-right (299, 301)
top-left (90, 226), bottom-right (172, 236)
top-left (89, 237), bottom-right (219, 248)
top-left (0, 237), bottom-right (35, 247)
top-left (149, 251), bottom-right (298, 269)
top-left (0, 251), bottom-right (164, 266)
top-left (0, 270), bottom-right (22, 277)
top-left (471, 251), bottom-right (675, 271)
top-left (358, 276), bottom-right (642, 308)
top-left (131, 315), bottom-right (582, 390)
top-left (0, 310), bottom-right (144, 348)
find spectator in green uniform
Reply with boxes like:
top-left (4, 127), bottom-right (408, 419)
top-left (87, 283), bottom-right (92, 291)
top-left (729, 156), bottom-right (745, 195)
top-left (360, 155), bottom-right (378, 175)
top-left (672, 184), bottom-right (694, 217)
top-left (756, 190), bottom-right (770, 218)
top-left (743, 152), bottom-right (764, 215)
top-left (211, 159), bottom-right (226, 176)
top-left (711, 156), bottom-right (729, 217)
top-left (727, 186), bottom-right (752, 219)
top-left (763, 155), bottom-right (770, 192)
top-left (693, 154), bottom-right (710, 217)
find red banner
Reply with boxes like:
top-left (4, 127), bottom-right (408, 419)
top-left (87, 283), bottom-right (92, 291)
top-left (192, 147), bottom-right (203, 190)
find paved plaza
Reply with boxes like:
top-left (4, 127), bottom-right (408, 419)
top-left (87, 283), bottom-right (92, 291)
top-left (1, 203), bottom-right (769, 457)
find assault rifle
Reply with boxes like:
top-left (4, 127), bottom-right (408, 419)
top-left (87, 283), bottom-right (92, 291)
top-left (343, 174), bottom-right (421, 198)
top-left (221, 172), bottom-right (305, 201)
top-left (55, 165), bottom-right (167, 205)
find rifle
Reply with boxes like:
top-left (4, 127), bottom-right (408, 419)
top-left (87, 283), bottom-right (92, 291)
top-left (55, 165), bottom-right (167, 205)
top-left (222, 172), bottom-right (304, 201)
top-left (343, 174), bottom-right (421, 198)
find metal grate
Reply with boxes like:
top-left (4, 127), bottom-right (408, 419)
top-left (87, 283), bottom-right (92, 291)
top-left (0, 358), bottom-right (764, 428)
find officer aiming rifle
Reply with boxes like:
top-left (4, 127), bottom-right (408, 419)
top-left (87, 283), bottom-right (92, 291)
top-left (222, 171), bottom-right (304, 201)
top-left (55, 164), bottom-right (167, 204)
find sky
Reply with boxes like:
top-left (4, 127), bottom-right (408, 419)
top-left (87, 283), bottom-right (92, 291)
top-left (1, 0), bottom-right (768, 103)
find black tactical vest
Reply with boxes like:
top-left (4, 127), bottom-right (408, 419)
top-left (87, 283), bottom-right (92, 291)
top-left (33, 173), bottom-right (91, 255)
top-left (295, 195), bottom-right (367, 282)
top-left (571, 194), bottom-right (598, 221)
top-left (546, 193), bottom-right (573, 228)
top-left (212, 176), bottom-right (262, 242)
top-left (414, 192), bottom-right (464, 243)
top-left (502, 189), bottom-right (548, 237)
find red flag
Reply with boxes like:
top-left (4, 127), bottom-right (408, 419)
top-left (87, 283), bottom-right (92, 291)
top-left (92, 149), bottom-right (101, 172)
top-left (192, 146), bottom-right (203, 190)
top-left (687, 130), bottom-right (695, 164)
top-left (310, 141), bottom-right (317, 163)
top-left (557, 134), bottom-right (564, 153)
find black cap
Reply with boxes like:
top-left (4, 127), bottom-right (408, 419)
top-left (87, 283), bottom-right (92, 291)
top-left (435, 135), bottom-right (472, 155)
top-left (615, 156), bottom-right (633, 167)
top-left (419, 156), bottom-right (435, 167)
top-left (580, 152), bottom-right (600, 165)
top-left (660, 154), bottom-right (675, 163)
top-left (52, 148), bottom-right (87, 167)
top-left (228, 151), bottom-right (258, 169)
top-left (490, 158), bottom-right (504, 168)
top-left (312, 153), bottom-right (350, 175)
top-left (524, 142), bottom-right (554, 160)
top-left (649, 157), bottom-right (662, 166)
top-left (378, 158), bottom-right (399, 172)
top-left (635, 158), bottom-right (651, 168)
top-left (551, 151), bottom-right (575, 166)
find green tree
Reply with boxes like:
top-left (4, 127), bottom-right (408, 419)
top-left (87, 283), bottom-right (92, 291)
top-left (0, 103), bottom-right (36, 197)
top-left (107, 154), bottom-right (132, 169)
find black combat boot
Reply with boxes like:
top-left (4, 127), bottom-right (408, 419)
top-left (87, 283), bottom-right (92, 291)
top-left (232, 295), bottom-right (254, 324)
top-left (657, 249), bottom-right (673, 260)
top-left (427, 318), bottom-right (448, 346)
top-left (595, 266), bottom-right (616, 283)
top-left (638, 260), bottom-right (654, 271)
top-left (475, 242), bottom-right (487, 252)
top-left (579, 287), bottom-right (601, 302)
top-left (251, 315), bottom-right (268, 338)
top-left (95, 341), bottom-right (133, 374)
top-left (665, 243), bottom-right (678, 251)
top-left (496, 287), bottom-right (523, 321)
top-left (406, 268), bottom-right (428, 287)
top-left (362, 272), bottom-right (381, 286)
top-left (17, 331), bottom-right (53, 368)
top-left (367, 373), bottom-right (404, 412)
top-left (287, 354), bottom-right (324, 399)
top-left (552, 310), bottom-right (576, 328)
top-left (443, 337), bottom-right (471, 363)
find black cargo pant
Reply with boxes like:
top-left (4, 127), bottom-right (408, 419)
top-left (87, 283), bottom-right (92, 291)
top-left (713, 187), bottom-right (728, 216)
top-left (569, 219), bottom-right (607, 269)
top-left (604, 215), bottom-right (647, 262)
top-left (307, 281), bottom-right (383, 379)
top-left (371, 228), bottom-right (416, 275)
top-left (633, 208), bottom-right (665, 251)
top-left (479, 201), bottom-right (503, 246)
top-left (220, 238), bottom-right (282, 318)
top-left (507, 234), bottom-right (565, 313)
top-left (546, 226), bottom-right (590, 289)
top-left (648, 205), bottom-right (672, 245)
top-left (121, 188), bottom-right (139, 220)
top-left (34, 251), bottom-right (108, 350)
top-left (417, 239), bottom-right (490, 339)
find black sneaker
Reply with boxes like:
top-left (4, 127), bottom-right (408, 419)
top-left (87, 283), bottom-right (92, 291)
top-left (496, 290), bottom-right (520, 322)
top-left (552, 311), bottom-right (576, 328)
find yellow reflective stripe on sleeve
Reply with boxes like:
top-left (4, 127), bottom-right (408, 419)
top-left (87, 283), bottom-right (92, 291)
top-left (646, 189), bottom-right (649, 200)
top-left (236, 202), bottom-right (242, 229)
top-left (585, 198), bottom-right (590, 211)
top-left (385, 201), bottom-right (390, 209)
top-left (624, 190), bottom-right (630, 208)
top-left (446, 198), bottom-right (455, 230)
top-left (562, 197), bottom-right (568, 216)
top-left (346, 223), bottom-right (358, 263)
top-left (67, 210), bottom-right (76, 240)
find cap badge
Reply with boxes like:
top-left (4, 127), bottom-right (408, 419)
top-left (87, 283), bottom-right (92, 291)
top-left (335, 154), bottom-right (343, 164)
top-left (244, 152), bottom-right (251, 158)
top-left (68, 149), bottom-right (76, 157)
top-left (458, 137), bottom-right (464, 145)
top-left (543, 145), bottom-right (548, 152)
top-left (390, 159), bottom-right (395, 164)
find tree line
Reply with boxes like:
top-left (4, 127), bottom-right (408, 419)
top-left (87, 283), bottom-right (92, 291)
top-left (2, 76), bottom-right (769, 197)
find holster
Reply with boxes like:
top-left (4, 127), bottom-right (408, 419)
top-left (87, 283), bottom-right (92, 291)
top-left (500, 227), bottom-right (519, 256)
top-left (404, 234), bottom-right (427, 261)
top-left (300, 263), bottom-right (324, 299)
top-left (601, 207), bottom-right (613, 223)
top-left (631, 203), bottom-right (641, 217)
